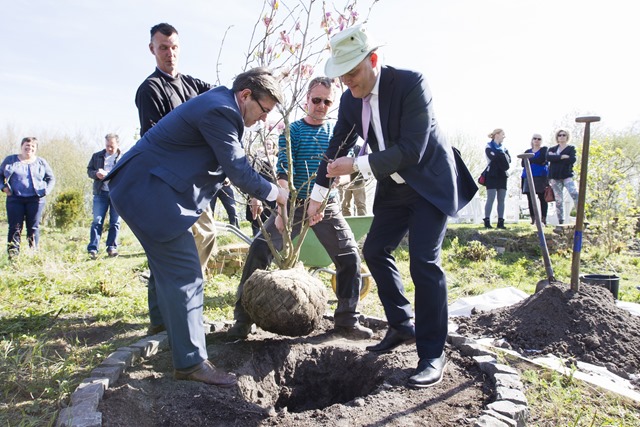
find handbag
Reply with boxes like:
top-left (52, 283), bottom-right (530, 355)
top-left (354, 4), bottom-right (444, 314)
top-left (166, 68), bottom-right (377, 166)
top-left (544, 185), bottom-right (555, 203)
top-left (477, 168), bottom-right (487, 186)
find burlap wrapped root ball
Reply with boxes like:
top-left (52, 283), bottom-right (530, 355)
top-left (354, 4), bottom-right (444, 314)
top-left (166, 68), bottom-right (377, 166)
top-left (241, 267), bottom-right (328, 336)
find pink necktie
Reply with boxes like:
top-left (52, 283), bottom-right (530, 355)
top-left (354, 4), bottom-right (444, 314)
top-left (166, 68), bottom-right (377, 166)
top-left (359, 94), bottom-right (372, 156)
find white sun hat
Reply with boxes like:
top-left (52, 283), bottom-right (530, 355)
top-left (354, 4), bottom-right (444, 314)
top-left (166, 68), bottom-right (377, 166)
top-left (324, 24), bottom-right (383, 78)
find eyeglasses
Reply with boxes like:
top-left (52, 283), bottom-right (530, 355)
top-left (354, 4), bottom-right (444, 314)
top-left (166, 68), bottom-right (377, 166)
top-left (532, 137), bottom-right (542, 141)
top-left (253, 96), bottom-right (271, 115)
top-left (557, 133), bottom-right (567, 137)
top-left (311, 97), bottom-right (333, 107)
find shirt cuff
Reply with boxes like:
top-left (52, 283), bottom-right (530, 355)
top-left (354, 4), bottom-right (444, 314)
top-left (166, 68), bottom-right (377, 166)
top-left (356, 155), bottom-right (374, 179)
top-left (310, 184), bottom-right (330, 202)
top-left (266, 183), bottom-right (279, 202)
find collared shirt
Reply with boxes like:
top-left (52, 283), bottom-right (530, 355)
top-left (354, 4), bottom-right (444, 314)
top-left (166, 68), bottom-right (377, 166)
top-left (355, 70), bottom-right (405, 184)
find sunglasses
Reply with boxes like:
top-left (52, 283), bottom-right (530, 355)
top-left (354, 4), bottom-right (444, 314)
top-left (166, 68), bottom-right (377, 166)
top-left (532, 137), bottom-right (542, 141)
top-left (311, 97), bottom-right (333, 107)
top-left (557, 133), bottom-right (567, 137)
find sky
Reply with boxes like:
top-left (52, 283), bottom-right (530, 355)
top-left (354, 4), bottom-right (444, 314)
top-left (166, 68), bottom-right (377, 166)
top-left (2, 0), bottom-right (639, 153)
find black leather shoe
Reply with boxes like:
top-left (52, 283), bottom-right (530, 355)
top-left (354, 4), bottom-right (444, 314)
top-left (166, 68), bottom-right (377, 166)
top-left (147, 323), bottom-right (166, 335)
top-left (366, 327), bottom-right (415, 353)
top-left (408, 353), bottom-right (447, 388)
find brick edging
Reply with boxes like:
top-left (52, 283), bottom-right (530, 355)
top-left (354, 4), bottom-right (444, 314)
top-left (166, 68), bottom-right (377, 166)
top-left (56, 319), bottom-right (530, 427)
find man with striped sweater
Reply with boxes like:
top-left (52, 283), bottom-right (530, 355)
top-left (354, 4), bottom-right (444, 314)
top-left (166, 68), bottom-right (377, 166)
top-left (229, 77), bottom-right (372, 340)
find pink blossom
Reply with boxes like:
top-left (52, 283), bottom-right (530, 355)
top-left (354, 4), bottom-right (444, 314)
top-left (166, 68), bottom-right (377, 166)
top-left (263, 16), bottom-right (272, 27)
top-left (279, 30), bottom-right (291, 45)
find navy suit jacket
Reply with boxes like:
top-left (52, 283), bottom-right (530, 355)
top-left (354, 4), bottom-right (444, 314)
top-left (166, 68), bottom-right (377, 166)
top-left (316, 66), bottom-right (477, 217)
top-left (107, 87), bottom-right (273, 242)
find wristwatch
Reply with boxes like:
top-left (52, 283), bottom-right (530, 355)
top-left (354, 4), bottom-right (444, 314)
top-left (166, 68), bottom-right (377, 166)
top-left (351, 158), bottom-right (359, 173)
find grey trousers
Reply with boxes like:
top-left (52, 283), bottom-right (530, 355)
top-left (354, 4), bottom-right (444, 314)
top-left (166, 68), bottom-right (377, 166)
top-left (137, 229), bottom-right (208, 370)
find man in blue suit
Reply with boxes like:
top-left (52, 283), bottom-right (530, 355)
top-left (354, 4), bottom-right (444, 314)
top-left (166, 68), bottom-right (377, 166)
top-left (108, 68), bottom-right (288, 386)
top-left (308, 26), bottom-right (477, 388)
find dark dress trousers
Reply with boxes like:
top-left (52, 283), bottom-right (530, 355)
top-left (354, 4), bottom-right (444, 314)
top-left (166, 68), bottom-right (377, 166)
top-left (315, 66), bottom-right (477, 359)
top-left (107, 87), bottom-right (273, 369)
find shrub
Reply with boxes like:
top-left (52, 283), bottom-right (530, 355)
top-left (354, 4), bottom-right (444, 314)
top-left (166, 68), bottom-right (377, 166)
top-left (50, 190), bottom-right (84, 230)
top-left (449, 237), bottom-right (496, 262)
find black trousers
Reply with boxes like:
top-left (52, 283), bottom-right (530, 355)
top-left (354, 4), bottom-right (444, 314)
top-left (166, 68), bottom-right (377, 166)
top-left (363, 179), bottom-right (448, 359)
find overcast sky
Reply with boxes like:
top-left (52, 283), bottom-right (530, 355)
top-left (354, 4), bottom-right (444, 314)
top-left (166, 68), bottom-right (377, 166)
top-left (2, 0), bottom-right (638, 152)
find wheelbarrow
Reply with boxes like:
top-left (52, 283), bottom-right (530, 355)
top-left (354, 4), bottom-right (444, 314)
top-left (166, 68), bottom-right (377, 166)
top-left (297, 215), bottom-right (374, 300)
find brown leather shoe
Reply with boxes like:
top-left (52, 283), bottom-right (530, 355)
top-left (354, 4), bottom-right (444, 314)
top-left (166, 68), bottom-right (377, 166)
top-left (174, 360), bottom-right (237, 388)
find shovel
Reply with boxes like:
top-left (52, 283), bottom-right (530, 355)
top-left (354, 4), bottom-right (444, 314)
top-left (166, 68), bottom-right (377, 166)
top-left (518, 153), bottom-right (555, 291)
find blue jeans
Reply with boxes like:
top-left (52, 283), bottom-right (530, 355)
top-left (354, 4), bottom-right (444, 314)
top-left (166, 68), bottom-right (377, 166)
top-left (6, 195), bottom-right (45, 254)
top-left (87, 190), bottom-right (121, 252)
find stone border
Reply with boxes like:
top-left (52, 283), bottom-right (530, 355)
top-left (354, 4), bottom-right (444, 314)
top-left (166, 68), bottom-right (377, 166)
top-left (448, 332), bottom-right (530, 427)
top-left (56, 319), bottom-right (528, 427)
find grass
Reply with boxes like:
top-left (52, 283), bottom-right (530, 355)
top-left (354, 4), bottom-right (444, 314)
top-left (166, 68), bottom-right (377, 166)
top-left (521, 366), bottom-right (640, 426)
top-left (0, 220), bottom-right (639, 425)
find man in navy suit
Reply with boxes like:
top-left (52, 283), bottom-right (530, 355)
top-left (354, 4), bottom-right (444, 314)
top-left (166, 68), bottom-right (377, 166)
top-left (308, 26), bottom-right (477, 387)
top-left (108, 68), bottom-right (288, 387)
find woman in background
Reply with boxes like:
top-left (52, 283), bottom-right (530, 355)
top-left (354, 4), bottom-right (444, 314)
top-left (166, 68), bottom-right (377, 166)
top-left (521, 133), bottom-right (549, 225)
top-left (1, 137), bottom-right (55, 258)
top-left (483, 129), bottom-right (511, 229)
top-left (547, 129), bottom-right (579, 224)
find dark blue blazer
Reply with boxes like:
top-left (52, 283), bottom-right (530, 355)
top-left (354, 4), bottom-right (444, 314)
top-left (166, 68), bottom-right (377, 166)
top-left (107, 87), bottom-right (273, 242)
top-left (316, 66), bottom-right (477, 217)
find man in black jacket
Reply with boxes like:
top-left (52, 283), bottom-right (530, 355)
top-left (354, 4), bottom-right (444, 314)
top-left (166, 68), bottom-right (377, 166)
top-left (136, 23), bottom-right (217, 335)
top-left (86, 133), bottom-right (122, 258)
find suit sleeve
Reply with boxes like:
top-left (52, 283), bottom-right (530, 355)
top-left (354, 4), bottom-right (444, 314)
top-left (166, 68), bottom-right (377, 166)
top-left (367, 74), bottom-right (431, 179)
top-left (198, 106), bottom-right (273, 201)
top-left (314, 93), bottom-right (360, 189)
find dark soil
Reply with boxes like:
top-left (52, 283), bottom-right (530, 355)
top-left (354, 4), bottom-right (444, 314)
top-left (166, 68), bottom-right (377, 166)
top-left (99, 318), bottom-right (491, 426)
top-left (98, 282), bottom-right (640, 425)
top-left (455, 282), bottom-right (640, 379)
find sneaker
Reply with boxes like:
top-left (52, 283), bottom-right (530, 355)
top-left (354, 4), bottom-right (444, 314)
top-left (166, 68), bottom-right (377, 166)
top-left (227, 322), bottom-right (254, 339)
top-left (334, 323), bottom-right (374, 340)
top-left (107, 248), bottom-right (119, 257)
top-left (88, 250), bottom-right (98, 260)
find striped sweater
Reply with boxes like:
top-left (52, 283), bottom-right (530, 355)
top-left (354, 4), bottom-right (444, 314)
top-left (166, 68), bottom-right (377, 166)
top-left (277, 119), bottom-right (334, 200)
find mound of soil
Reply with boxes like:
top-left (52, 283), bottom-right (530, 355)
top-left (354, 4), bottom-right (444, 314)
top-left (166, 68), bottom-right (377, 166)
top-left (455, 282), bottom-right (640, 378)
top-left (99, 318), bottom-right (491, 426)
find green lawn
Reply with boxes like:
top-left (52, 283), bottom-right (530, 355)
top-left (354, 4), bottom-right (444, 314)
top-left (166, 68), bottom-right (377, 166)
top-left (0, 220), bottom-right (639, 426)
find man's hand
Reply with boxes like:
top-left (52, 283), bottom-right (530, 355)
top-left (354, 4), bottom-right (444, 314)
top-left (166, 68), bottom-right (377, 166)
top-left (327, 157), bottom-right (355, 178)
top-left (275, 212), bottom-right (285, 233)
top-left (307, 199), bottom-right (324, 226)
top-left (275, 187), bottom-right (289, 206)
top-left (249, 198), bottom-right (263, 220)
top-left (96, 168), bottom-right (107, 180)
top-left (2, 187), bottom-right (11, 196)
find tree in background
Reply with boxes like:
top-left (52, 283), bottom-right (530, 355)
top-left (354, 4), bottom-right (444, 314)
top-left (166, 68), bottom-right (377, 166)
top-left (229, 0), bottom-right (377, 269)
top-left (579, 137), bottom-right (639, 254)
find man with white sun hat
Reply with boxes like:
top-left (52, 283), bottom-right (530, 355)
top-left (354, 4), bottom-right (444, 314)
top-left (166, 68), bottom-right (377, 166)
top-left (307, 24), bottom-right (477, 388)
